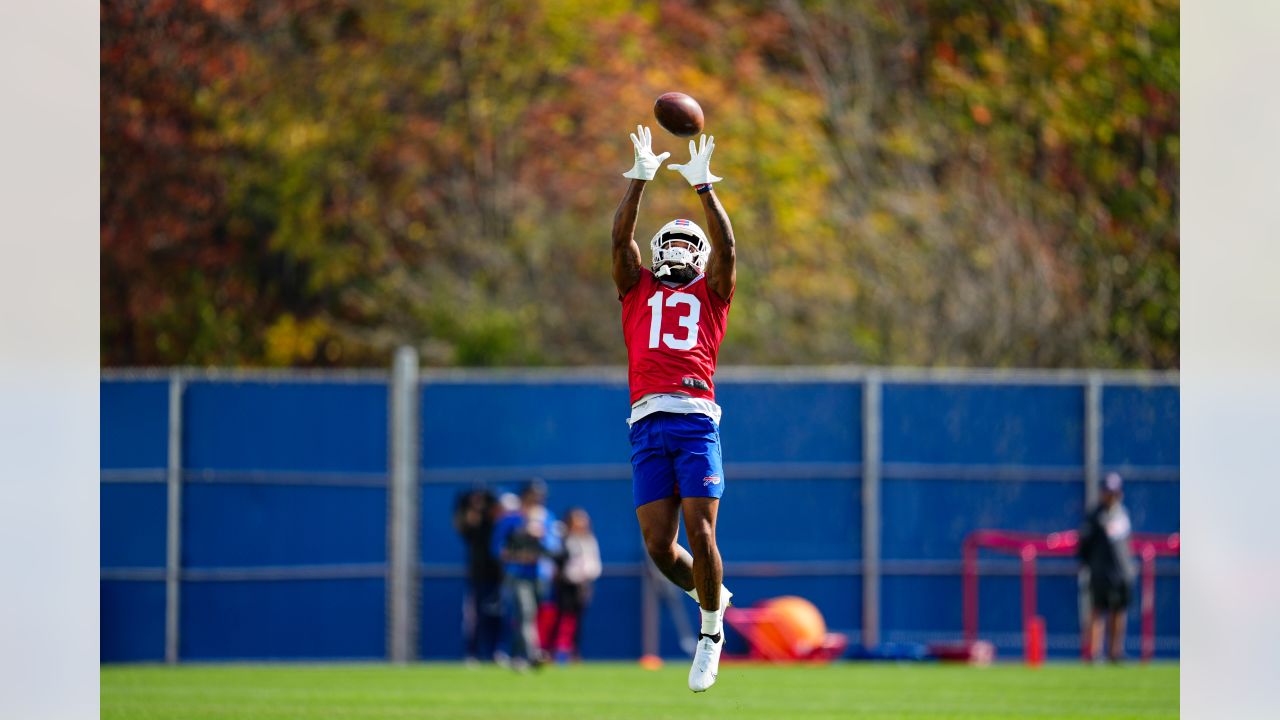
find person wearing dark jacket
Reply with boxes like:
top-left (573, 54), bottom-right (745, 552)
top-left (1077, 472), bottom-right (1137, 662)
top-left (454, 488), bottom-right (503, 664)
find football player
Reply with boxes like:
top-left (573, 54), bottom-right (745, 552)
top-left (612, 126), bottom-right (736, 692)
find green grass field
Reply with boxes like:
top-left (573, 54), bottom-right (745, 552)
top-left (101, 661), bottom-right (1178, 719)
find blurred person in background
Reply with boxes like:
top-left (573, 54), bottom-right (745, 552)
top-left (453, 487), bottom-right (503, 665)
top-left (545, 507), bottom-right (602, 662)
top-left (1078, 472), bottom-right (1137, 663)
top-left (492, 479), bottom-right (560, 670)
top-left (490, 491), bottom-right (522, 666)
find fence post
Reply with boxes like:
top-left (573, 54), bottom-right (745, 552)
top-left (1079, 372), bottom-right (1103, 655)
top-left (861, 371), bottom-right (882, 649)
top-left (962, 534), bottom-right (978, 644)
top-left (1141, 544), bottom-right (1157, 663)
top-left (164, 371), bottom-right (185, 664)
top-left (641, 562), bottom-right (660, 659)
top-left (1084, 373), bottom-right (1103, 511)
top-left (388, 346), bottom-right (421, 663)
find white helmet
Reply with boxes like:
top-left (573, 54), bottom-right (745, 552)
top-left (650, 219), bottom-right (710, 277)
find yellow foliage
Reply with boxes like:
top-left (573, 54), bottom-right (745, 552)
top-left (264, 314), bottom-right (330, 366)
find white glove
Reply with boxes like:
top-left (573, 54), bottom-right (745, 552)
top-left (622, 125), bottom-right (670, 181)
top-left (667, 134), bottom-right (723, 186)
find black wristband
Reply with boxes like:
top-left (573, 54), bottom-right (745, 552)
top-left (695, 183), bottom-right (712, 194)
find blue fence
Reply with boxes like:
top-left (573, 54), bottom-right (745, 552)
top-left (101, 368), bottom-right (1179, 662)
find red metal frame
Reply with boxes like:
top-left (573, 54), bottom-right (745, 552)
top-left (961, 529), bottom-right (1179, 662)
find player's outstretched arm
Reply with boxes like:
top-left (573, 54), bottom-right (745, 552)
top-left (612, 179), bottom-right (646, 297)
top-left (669, 134), bottom-right (735, 301)
top-left (614, 126), bottom-right (669, 297)
top-left (699, 186), bottom-right (736, 302)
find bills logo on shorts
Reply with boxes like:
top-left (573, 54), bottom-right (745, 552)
top-left (703, 475), bottom-right (721, 487)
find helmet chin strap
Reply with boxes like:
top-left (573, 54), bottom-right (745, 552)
top-left (654, 264), bottom-right (673, 278)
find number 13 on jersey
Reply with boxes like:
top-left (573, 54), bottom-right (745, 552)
top-left (647, 291), bottom-right (701, 351)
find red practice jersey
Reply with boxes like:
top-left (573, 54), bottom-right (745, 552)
top-left (620, 269), bottom-right (732, 404)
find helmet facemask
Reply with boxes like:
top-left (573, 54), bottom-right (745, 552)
top-left (650, 220), bottom-right (710, 285)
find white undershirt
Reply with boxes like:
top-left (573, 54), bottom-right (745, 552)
top-left (627, 392), bottom-right (722, 426)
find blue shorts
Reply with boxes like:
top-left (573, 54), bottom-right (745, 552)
top-left (629, 412), bottom-right (725, 508)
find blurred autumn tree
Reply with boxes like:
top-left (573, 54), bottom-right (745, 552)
top-left (102, 0), bottom-right (242, 363)
top-left (101, 0), bottom-right (1178, 368)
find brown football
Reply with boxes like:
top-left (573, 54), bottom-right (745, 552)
top-left (653, 92), bottom-right (704, 137)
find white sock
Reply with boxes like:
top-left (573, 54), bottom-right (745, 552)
top-left (687, 584), bottom-right (733, 607)
top-left (700, 607), bottom-right (722, 637)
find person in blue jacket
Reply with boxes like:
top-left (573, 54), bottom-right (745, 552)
top-left (491, 479), bottom-right (560, 669)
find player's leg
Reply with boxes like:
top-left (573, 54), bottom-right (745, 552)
top-left (682, 496), bottom-right (728, 692)
top-left (670, 413), bottom-right (731, 692)
top-left (636, 496), bottom-right (696, 591)
top-left (669, 413), bottom-right (731, 612)
top-left (682, 497), bottom-right (723, 617)
top-left (632, 415), bottom-right (701, 593)
top-left (632, 411), bottom-right (731, 690)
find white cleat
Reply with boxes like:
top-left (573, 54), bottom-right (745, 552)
top-left (688, 632), bottom-right (724, 692)
top-left (688, 587), bottom-right (733, 693)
